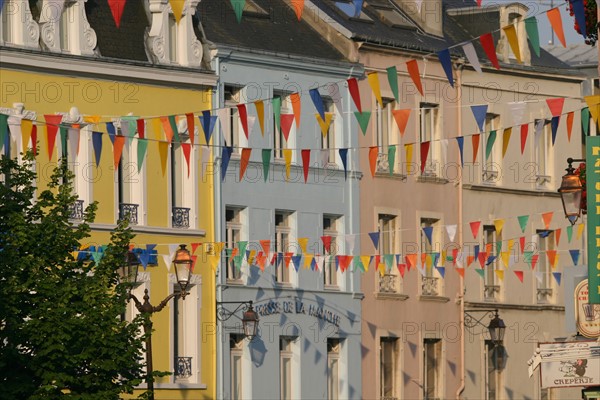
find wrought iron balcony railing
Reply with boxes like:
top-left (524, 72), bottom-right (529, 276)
top-left (378, 274), bottom-right (397, 293)
top-left (537, 287), bottom-right (553, 303)
top-left (422, 276), bottom-right (439, 296)
top-left (172, 207), bottom-right (190, 229)
top-left (174, 356), bottom-right (192, 378)
top-left (119, 203), bottom-right (138, 225)
top-left (68, 199), bottom-right (84, 220)
top-left (484, 285), bottom-right (501, 300)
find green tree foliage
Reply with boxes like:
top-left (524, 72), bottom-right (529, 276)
top-left (0, 152), bottom-right (146, 399)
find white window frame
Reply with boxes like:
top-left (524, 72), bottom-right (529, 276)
top-left (230, 334), bottom-right (244, 400)
top-left (280, 337), bottom-right (296, 400)
top-left (0, 0), bottom-right (40, 48)
top-left (275, 210), bottom-right (295, 285)
top-left (376, 98), bottom-right (398, 174)
top-left (378, 212), bottom-right (402, 294)
top-left (273, 92), bottom-right (294, 160)
top-left (419, 214), bottom-right (443, 296)
top-left (535, 120), bottom-right (553, 188)
top-left (327, 338), bottom-right (341, 400)
top-left (224, 86), bottom-right (243, 156)
top-left (169, 117), bottom-right (197, 229)
top-left (536, 230), bottom-right (554, 304)
top-left (225, 207), bottom-right (244, 282)
top-left (323, 214), bottom-right (343, 289)
top-left (320, 97), bottom-right (337, 166)
top-left (483, 225), bottom-right (502, 301)
top-left (423, 338), bottom-right (443, 400)
top-left (380, 336), bottom-right (400, 399)
top-left (419, 103), bottom-right (440, 176)
top-left (482, 113), bottom-right (501, 184)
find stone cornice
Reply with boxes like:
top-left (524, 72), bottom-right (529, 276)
top-left (463, 184), bottom-right (561, 198)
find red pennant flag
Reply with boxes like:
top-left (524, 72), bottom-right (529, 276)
top-left (520, 236), bottom-right (526, 254)
top-left (452, 249), bottom-right (459, 266)
top-left (44, 114), bottom-right (63, 160)
top-left (406, 60), bottom-right (424, 96)
top-left (191, 242), bottom-right (201, 254)
top-left (280, 114), bottom-right (295, 142)
top-left (108, 0), bottom-right (126, 28)
top-left (420, 141), bottom-right (430, 174)
top-left (185, 113), bottom-right (195, 146)
top-left (339, 255), bottom-right (353, 272)
top-left (321, 236), bottom-right (332, 253)
top-left (398, 263), bottom-right (406, 278)
top-left (284, 252), bottom-right (293, 268)
top-left (456, 268), bottom-right (465, 278)
top-left (472, 134), bottom-right (480, 163)
top-left (181, 142), bottom-right (191, 177)
top-left (531, 254), bottom-right (539, 270)
top-left (478, 252), bottom-right (487, 268)
top-left (239, 148), bottom-right (252, 181)
top-left (137, 119), bottom-right (145, 139)
top-left (260, 240), bottom-right (271, 254)
top-left (374, 255), bottom-right (381, 272)
top-left (546, 8), bottom-right (566, 47)
top-left (547, 250), bottom-right (557, 267)
top-left (256, 253), bottom-right (267, 271)
top-left (113, 136), bottom-right (126, 169)
top-left (347, 78), bottom-right (362, 113)
top-left (520, 124), bottom-right (528, 154)
top-left (369, 146), bottom-right (378, 178)
top-left (392, 109), bottom-right (411, 137)
top-left (31, 125), bottom-right (37, 156)
top-left (542, 212), bottom-right (553, 229)
top-left (237, 104), bottom-right (249, 139)
top-left (290, 93), bottom-right (301, 128)
top-left (546, 98), bottom-right (565, 117)
top-left (555, 229), bottom-right (561, 246)
top-left (514, 270), bottom-right (524, 283)
top-left (301, 149), bottom-right (311, 183)
top-left (479, 33), bottom-right (500, 70)
top-left (270, 253), bottom-right (278, 267)
top-left (566, 112), bottom-right (574, 142)
top-left (160, 116), bottom-right (174, 143)
top-left (470, 221), bottom-right (481, 239)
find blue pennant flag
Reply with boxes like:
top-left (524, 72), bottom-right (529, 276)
top-left (221, 146), bottom-right (233, 181)
top-left (422, 226), bottom-right (433, 245)
top-left (569, 249), bottom-right (580, 265)
top-left (552, 272), bottom-right (562, 286)
top-left (474, 244), bottom-right (480, 260)
top-left (456, 136), bottom-right (464, 167)
top-left (292, 255), bottom-right (302, 272)
top-left (309, 89), bottom-right (326, 121)
top-left (486, 255), bottom-right (497, 266)
top-left (368, 232), bottom-right (380, 250)
top-left (339, 148), bottom-right (348, 180)
top-left (106, 122), bottom-right (116, 144)
top-left (435, 266), bottom-right (446, 278)
top-left (551, 116), bottom-right (560, 146)
top-left (199, 110), bottom-right (217, 145)
top-left (471, 105), bottom-right (488, 132)
top-left (437, 49), bottom-right (454, 87)
top-left (92, 132), bottom-right (103, 167)
top-left (569, 0), bottom-right (587, 37)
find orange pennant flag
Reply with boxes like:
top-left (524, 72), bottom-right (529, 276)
top-left (406, 254), bottom-right (417, 270)
top-left (369, 146), bottom-right (378, 178)
top-left (542, 212), bottom-right (553, 230)
top-left (239, 148), bottom-right (252, 181)
top-left (260, 240), bottom-right (271, 254)
top-left (502, 24), bottom-right (522, 63)
top-left (255, 100), bottom-right (265, 136)
top-left (472, 134), bottom-right (480, 163)
top-left (467, 255), bottom-right (475, 267)
top-left (406, 60), bottom-right (424, 96)
top-left (290, 93), bottom-right (301, 128)
top-left (546, 250), bottom-right (557, 268)
top-left (21, 119), bottom-right (33, 150)
top-left (158, 141), bottom-right (169, 176)
top-left (392, 109), bottom-right (411, 137)
top-left (456, 267), bottom-right (465, 278)
top-left (566, 112), bottom-right (574, 142)
top-left (546, 8), bottom-right (566, 47)
top-left (502, 127), bottom-right (512, 159)
top-left (555, 228), bottom-right (561, 246)
top-left (160, 116), bottom-right (174, 143)
top-left (291, 0), bottom-right (304, 20)
top-left (113, 136), bottom-right (126, 169)
top-left (367, 72), bottom-right (383, 108)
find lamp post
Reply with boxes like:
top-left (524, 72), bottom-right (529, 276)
top-left (464, 309), bottom-right (506, 347)
top-left (558, 157), bottom-right (585, 225)
top-left (121, 244), bottom-right (193, 400)
top-left (216, 301), bottom-right (260, 340)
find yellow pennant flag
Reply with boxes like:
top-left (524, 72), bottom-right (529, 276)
top-left (502, 24), bottom-right (522, 63)
top-left (425, 253), bottom-right (432, 270)
top-left (83, 115), bottom-right (101, 125)
top-left (378, 263), bottom-right (386, 277)
top-left (283, 149), bottom-right (292, 180)
top-left (576, 223), bottom-right (585, 240)
top-left (208, 254), bottom-right (221, 272)
top-left (255, 100), bottom-right (265, 136)
top-left (213, 242), bottom-right (226, 255)
top-left (494, 219), bottom-right (505, 235)
top-left (304, 254), bottom-right (314, 269)
top-left (361, 255), bottom-right (371, 272)
top-left (367, 72), bottom-right (383, 108)
top-left (247, 250), bottom-right (257, 265)
top-left (21, 119), bottom-right (33, 149)
top-left (151, 118), bottom-right (163, 140)
top-left (507, 239), bottom-right (515, 253)
top-left (495, 269), bottom-right (505, 281)
top-left (169, 0), bottom-right (185, 23)
top-left (441, 250), bottom-right (447, 264)
top-left (502, 127), bottom-right (511, 159)
top-left (298, 238), bottom-right (309, 253)
top-left (158, 141), bottom-right (169, 176)
top-left (316, 113), bottom-right (334, 137)
top-left (405, 143), bottom-right (414, 175)
top-left (585, 95), bottom-right (600, 123)
top-left (500, 251), bottom-right (510, 268)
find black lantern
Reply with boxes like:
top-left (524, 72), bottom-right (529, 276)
top-left (242, 302), bottom-right (259, 340)
top-left (465, 309), bottom-right (506, 347)
top-left (217, 300), bottom-right (260, 340)
top-left (119, 248), bottom-right (140, 287)
top-left (558, 158), bottom-right (585, 225)
top-left (487, 311), bottom-right (506, 345)
top-left (173, 244), bottom-right (193, 297)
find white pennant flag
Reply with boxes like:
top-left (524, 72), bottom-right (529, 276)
top-left (446, 225), bottom-right (457, 242)
top-left (320, 149), bottom-right (329, 167)
top-left (327, 83), bottom-right (343, 115)
top-left (246, 115), bottom-right (256, 140)
top-left (68, 128), bottom-right (80, 157)
top-left (315, 255), bottom-right (325, 272)
top-left (534, 119), bottom-right (545, 141)
top-left (462, 42), bottom-right (482, 73)
top-left (534, 271), bottom-right (544, 283)
top-left (162, 254), bottom-right (172, 272)
top-left (507, 102), bottom-right (526, 126)
top-left (168, 244), bottom-right (179, 260)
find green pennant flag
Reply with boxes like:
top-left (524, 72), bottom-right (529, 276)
top-left (384, 254), bottom-right (394, 270)
top-left (230, 0), bottom-right (245, 23)
top-left (475, 269), bottom-right (485, 279)
top-left (137, 138), bottom-right (148, 172)
top-left (524, 16), bottom-right (540, 57)
top-left (518, 215), bottom-right (529, 233)
top-left (262, 149), bottom-right (272, 182)
top-left (354, 111), bottom-right (371, 136)
top-left (355, 257), bottom-right (365, 273)
top-left (524, 251), bottom-right (534, 266)
top-left (234, 255), bottom-right (243, 270)
top-left (237, 241), bottom-right (248, 256)
top-left (226, 248), bottom-right (233, 259)
top-left (485, 130), bottom-right (496, 161)
top-left (567, 225), bottom-right (573, 243)
top-left (272, 97), bottom-right (282, 133)
top-left (582, 107), bottom-right (590, 136)
top-left (123, 116), bottom-right (137, 144)
top-left (0, 114), bottom-right (8, 151)
top-left (386, 66), bottom-right (399, 103)
top-left (168, 115), bottom-right (180, 143)
top-left (59, 126), bottom-right (68, 158)
top-left (388, 145), bottom-right (396, 175)
top-left (496, 240), bottom-right (502, 256)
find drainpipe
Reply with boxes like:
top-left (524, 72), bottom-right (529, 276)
top-left (454, 58), bottom-right (465, 400)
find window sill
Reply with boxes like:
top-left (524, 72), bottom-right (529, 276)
top-left (226, 279), bottom-right (244, 286)
top-left (324, 284), bottom-right (340, 291)
top-left (419, 295), bottom-right (450, 302)
top-left (417, 175), bottom-right (448, 184)
top-left (374, 292), bottom-right (409, 301)
top-left (374, 172), bottom-right (407, 181)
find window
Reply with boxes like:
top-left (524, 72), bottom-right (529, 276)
top-left (168, 15), bottom-right (178, 62)
top-left (224, 86), bottom-right (242, 154)
top-left (230, 334), bottom-right (244, 400)
top-left (482, 113), bottom-right (500, 182)
top-left (273, 92), bottom-right (293, 159)
top-left (170, 118), bottom-right (195, 229)
top-left (280, 337), bottom-right (295, 400)
top-left (483, 225), bottom-right (501, 301)
top-left (275, 211), bottom-right (292, 284)
top-left (535, 120), bottom-right (553, 187)
top-left (423, 339), bottom-right (442, 400)
top-left (376, 98), bottom-right (397, 174)
top-left (116, 122), bottom-right (140, 225)
top-left (321, 98), bottom-right (336, 165)
top-left (378, 214), bottom-right (400, 293)
top-left (327, 339), bottom-right (341, 400)
top-left (0, 0), bottom-right (39, 48)
top-left (420, 217), bottom-right (440, 296)
top-left (225, 207), bottom-right (243, 281)
top-left (334, 0), bottom-right (373, 20)
top-left (419, 103), bottom-right (439, 175)
top-left (485, 341), bottom-right (502, 400)
top-left (380, 337), bottom-right (399, 399)
top-left (536, 230), bottom-right (554, 303)
top-left (324, 215), bottom-right (341, 288)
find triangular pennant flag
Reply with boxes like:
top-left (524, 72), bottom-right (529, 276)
top-left (283, 149), bottom-right (292, 180)
top-left (297, 238), bottom-right (308, 254)
top-left (550, 116), bottom-right (560, 146)
top-left (456, 267), bottom-right (465, 278)
top-left (552, 272), bottom-right (562, 285)
top-left (470, 221), bottom-right (481, 239)
top-left (137, 138), bottom-right (148, 173)
top-left (542, 212), bottom-right (553, 229)
top-left (367, 72), bottom-right (383, 107)
top-left (360, 255), bottom-right (371, 272)
top-left (406, 60), bottom-right (424, 96)
top-left (503, 24), bottom-right (522, 63)
top-left (386, 66), bottom-right (399, 102)
top-left (456, 137), bottom-right (464, 167)
top-left (230, 0), bottom-right (245, 23)
top-left (388, 145), bottom-right (396, 175)
top-left (422, 226), bottom-right (434, 245)
top-left (547, 250), bottom-right (558, 268)
top-left (272, 97), bottom-right (282, 133)
top-left (239, 148), bottom-right (252, 181)
top-left (339, 148), bottom-right (348, 180)
top-left (347, 78), bottom-right (362, 113)
top-left (567, 224), bottom-right (573, 243)
top-left (555, 228), bottom-right (562, 246)
top-left (566, 112), bottom-right (574, 142)
top-left (462, 42), bottom-right (482, 73)
top-left (158, 141), bottom-right (169, 176)
top-left (291, 255), bottom-right (302, 272)
top-left (221, 146), bottom-right (233, 181)
top-left (259, 239), bottom-right (270, 254)
top-left (437, 49), bottom-right (454, 87)
top-left (368, 232), bottom-right (380, 250)
top-left (316, 113), bottom-right (334, 137)
top-left (494, 219), bottom-right (505, 235)
top-left (0, 114), bottom-right (7, 152)
top-left (290, 93), bottom-right (301, 128)
top-left (169, 0), bottom-right (184, 23)
top-left (113, 136), bottom-right (126, 169)
top-left (392, 109), bottom-right (411, 137)
top-left (546, 8), bottom-right (566, 47)
top-left (420, 141), bottom-right (430, 174)
top-left (262, 149), bottom-right (271, 182)
top-left (472, 134), bottom-right (480, 163)
top-left (585, 95), bottom-right (600, 123)
top-left (44, 114), bottom-right (63, 160)
top-left (91, 132), bottom-right (102, 167)
top-left (471, 105), bottom-right (488, 132)
top-left (304, 253), bottom-right (313, 269)
top-left (467, 255), bottom-right (475, 267)
top-left (514, 270), bottom-right (524, 283)
top-left (517, 215), bottom-right (529, 233)
top-left (184, 114), bottom-right (193, 146)
top-left (237, 104), bottom-right (249, 139)
top-left (577, 223), bottom-right (585, 240)
top-left (160, 116), bottom-right (174, 143)
top-left (180, 142), bottom-right (191, 177)
top-left (384, 254), bottom-right (394, 270)
top-left (520, 124), bottom-right (528, 154)
top-left (531, 255), bottom-right (539, 270)
top-left (106, 122), bottom-right (116, 145)
top-left (519, 236), bottom-right (526, 254)
top-left (436, 266), bottom-right (446, 278)
top-left (495, 270), bottom-right (505, 281)
top-left (254, 100), bottom-right (265, 136)
top-left (369, 146), bottom-right (378, 178)
top-left (354, 111), bottom-right (371, 136)
top-left (321, 236), bottom-right (332, 253)
top-left (569, 249), bottom-right (580, 265)
top-left (569, 0), bottom-right (587, 37)
top-left (301, 149), bottom-right (311, 183)
top-left (397, 263), bottom-right (406, 278)
top-left (291, 0), bottom-right (304, 20)
top-left (21, 119), bottom-right (33, 150)
top-left (405, 143), bottom-right (414, 174)
top-left (280, 114), bottom-right (295, 141)
top-left (500, 251), bottom-right (510, 268)
top-left (309, 88), bottom-right (326, 121)
top-left (59, 126), bottom-right (68, 158)
top-left (406, 254), bottom-right (417, 270)
top-left (480, 33), bottom-right (501, 69)
top-left (546, 98), bottom-right (565, 117)
top-left (475, 269), bottom-right (485, 279)
top-left (524, 16), bottom-right (540, 57)
top-left (478, 252), bottom-right (487, 268)
top-left (446, 225), bottom-right (457, 242)
top-left (107, 0), bottom-right (126, 28)
top-left (501, 128), bottom-right (511, 159)
top-left (485, 130), bottom-right (497, 161)
top-left (582, 108), bottom-right (590, 136)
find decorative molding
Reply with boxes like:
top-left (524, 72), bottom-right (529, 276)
top-left (465, 301), bottom-right (565, 312)
top-left (39, 0), bottom-right (66, 52)
top-left (169, 273), bottom-right (202, 286)
top-left (1, 0), bottom-right (41, 48)
top-left (419, 295), bottom-right (451, 302)
top-left (464, 184), bottom-right (560, 197)
top-left (374, 292), bottom-right (409, 301)
top-left (0, 104), bottom-right (37, 121)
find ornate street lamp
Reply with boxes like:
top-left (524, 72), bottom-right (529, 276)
top-left (558, 157), bottom-right (585, 225)
top-left (120, 244), bottom-right (193, 400)
top-left (464, 309), bottom-right (506, 347)
top-left (217, 300), bottom-right (260, 340)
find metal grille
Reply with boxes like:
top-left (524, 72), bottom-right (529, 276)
top-left (422, 277), bottom-right (439, 296)
top-left (119, 203), bottom-right (138, 225)
top-left (68, 199), bottom-right (84, 220)
top-left (175, 356), bottom-right (192, 378)
top-left (378, 274), bottom-right (397, 293)
top-left (172, 207), bottom-right (190, 228)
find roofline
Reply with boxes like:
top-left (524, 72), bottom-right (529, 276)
top-left (447, 2), bottom-right (529, 16)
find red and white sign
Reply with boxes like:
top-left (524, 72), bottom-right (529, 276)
top-left (575, 280), bottom-right (600, 338)
top-left (540, 342), bottom-right (600, 389)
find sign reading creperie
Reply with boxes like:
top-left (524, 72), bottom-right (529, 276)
top-left (540, 342), bottom-right (600, 389)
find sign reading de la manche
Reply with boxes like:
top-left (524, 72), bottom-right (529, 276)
top-left (540, 342), bottom-right (600, 389)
